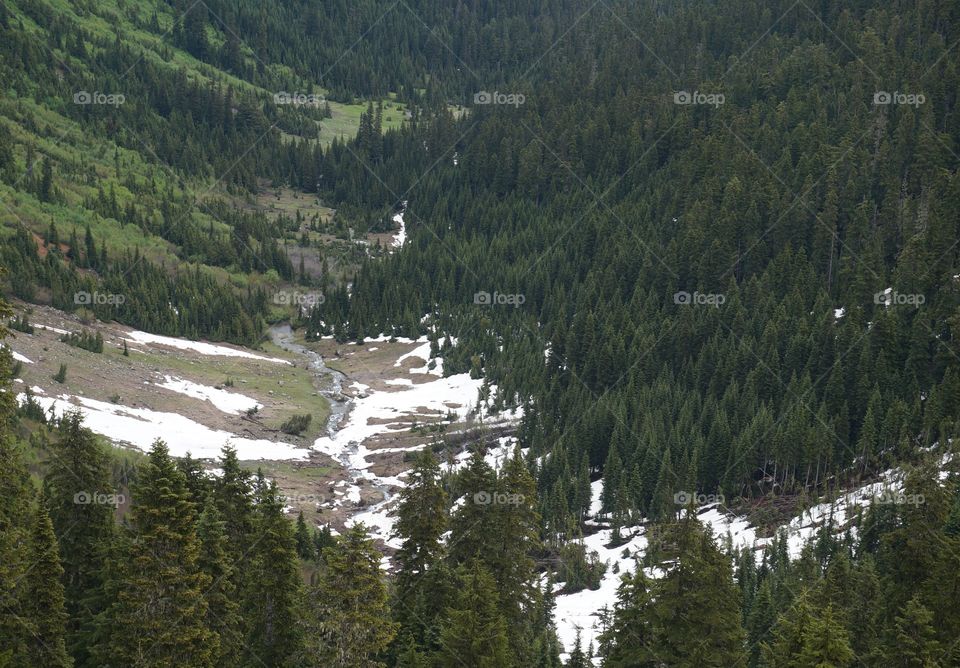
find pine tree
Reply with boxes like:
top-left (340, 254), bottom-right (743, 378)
top-left (763, 596), bottom-right (815, 668)
top-left (491, 446), bottom-right (542, 660)
top-left (44, 410), bottom-right (115, 667)
top-left (887, 596), bottom-right (941, 668)
top-left (243, 479), bottom-right (305, 666)
top-left (566, 629), bottom-right (588, 668)
top-left (796, 604), bottom-right (854, 668)
top-left (436, 561), bottom-right (513, 668)
top-left (102, 440), bottom-right (216, 667)
top-left (308, 523), bottom-right (397, 667)
top-left (597, 566), bottom-right (657, 667)
top-left (448, 447), bottom-right (498, 565)
top-left (392, 448), bottom-right (449, 647)
top-left (196, 498), bottom-right (242, 667)
top-left (0, 349), bottom-right (31, 666)
top-left (295, 510), bottom-right (315, 560)
top-left (647, 514), bottom-right (747, 666)
top-left (213, 445), bottom-right (254, 564)
top-left (19, 498), bottom-right (71, 668)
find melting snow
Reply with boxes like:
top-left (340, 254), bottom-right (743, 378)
top-left (552, 463), bottom-right (941, 662)
top-left (157, 375), bottom-right (261, 415)
top-left (390, 204), bottom-right (407, 248)
top-left (19, 392), bottom-right (306, 460)
top-left (313, 372), bottom-right (484, 457)
top-left (7, 348), bottom-right (33, 364)
top-left (124, 330), bottom-right (290, 364)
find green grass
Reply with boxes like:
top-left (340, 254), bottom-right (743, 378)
top-left (124, 340), bottom-right (331, 436)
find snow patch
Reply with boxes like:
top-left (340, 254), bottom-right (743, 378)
top-left (20, 393), bottom-right (306, 460)
top-left (157, 376), bottom-right (261, 415)
top-left (390, 203), bottom-right (407, 248)
top-left (7, 348), bottom-right (33, 364)
top-left (124, 330), bottom-right (290, 364)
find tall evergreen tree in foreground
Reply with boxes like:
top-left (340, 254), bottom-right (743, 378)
top-left (309, 523), bottom-right (397, 667)
top-left (44, 410), bottom-right (115, 667)
top-left (0, 342), bottom-right (32, 667)
top-left (197, 497), bottom-right (242, 667)
top-left (392, 448), bottom-right (449, 650)
top-left (20, 498), bottom-right (72, 668)
top-left (601, 513), bottom-right (747, 667)
top-left (243, 477), bottom-right (304, 666)
top-left (99, 440), bottom-right (216, 667)
top-left (436, 561), bottom-right (512, 668)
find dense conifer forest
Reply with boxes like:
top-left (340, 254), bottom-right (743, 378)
top-left (2, 0), bottom-right (960, 665)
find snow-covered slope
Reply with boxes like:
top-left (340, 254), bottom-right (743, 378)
top-left (552, 462), bottom-right (946, 662)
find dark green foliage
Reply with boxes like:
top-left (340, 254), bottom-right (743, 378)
top-left (19, 499), bottom-right (72, 668)
top-left (53, 363), bottom-right (67, 383)
top-left (392, 448), bottom-right (450, 651)
top-left (308, 523), bottom-right (397, 666)
top-left (59, 330), bottom-right (104, 353)
top-left (436, 561), bottom-right (512, 668)
top-left (280, 412), bottom-right (312, 435)
top-left (45, 410), bottom-right (115, 667)
top-left (99, 440), bottom-right (216, 667)
top-left (242, 477), bottom-right (305, 666)
top-left (295, 510), bottom-right (315, 560)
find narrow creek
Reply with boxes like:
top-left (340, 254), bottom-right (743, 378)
top-left (269, 323), bottom-right (350, 440)
top-left (268, 323), bottom-right (396, 539)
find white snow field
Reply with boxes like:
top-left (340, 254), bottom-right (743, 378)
top-left (124, 329), bottom-right (290, 364)
top-left (157, 375), bottom-right (261, 415)
top-left (551, 461), bottom-right (942, 663)
top-left (6, 348), bottom-right (33, 364)
top-left (19, 392), bottom-right (306, 460)
top-left (312, 371), bottom-right (485, 458)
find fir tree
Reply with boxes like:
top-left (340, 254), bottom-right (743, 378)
top-left (19, 498), bottom-right (71, 668)
top-left (243, 479), bottom-right (305, 666)
top-left (197, 498), bottom-right (242, 667)
top-left (392, 448), bottom-right (449, 646)
top-left (887, 596), bottom-right (941, 668)
top-left (101, 440), bottom-right (216, 667)
top-left (647, 514), bottom-right (747, 666)
top-left (44, 410), bottom-right (115, 667)
top-left (295, 510), bottom-right (315, 560)
top-left (309, 523), bottom-right (397, 667)
top-left (436, 561), bottom-right (513, 668)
